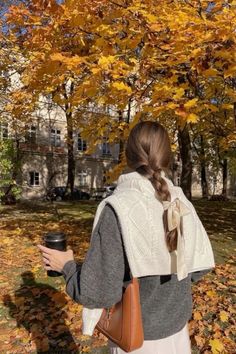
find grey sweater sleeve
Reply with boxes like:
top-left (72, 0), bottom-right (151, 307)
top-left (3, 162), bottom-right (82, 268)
top-left (62, 204), bottom-right (125, 309)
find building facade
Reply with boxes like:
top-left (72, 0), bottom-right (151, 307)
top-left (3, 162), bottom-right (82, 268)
top-left (0, 113), bottom-right (235, 199)
top-left (1, 105), bottom-right (119, 199)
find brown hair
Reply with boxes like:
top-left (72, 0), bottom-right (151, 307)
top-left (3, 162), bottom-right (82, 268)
top-left (125, 121), bottom-right (178, 252)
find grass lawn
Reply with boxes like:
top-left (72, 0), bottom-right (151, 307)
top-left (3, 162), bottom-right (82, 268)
top-left (0, 199), bottom-right (235, 353)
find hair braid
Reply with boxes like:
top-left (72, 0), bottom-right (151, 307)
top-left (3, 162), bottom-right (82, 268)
top-left (125, 121), bottom-right (178, 252)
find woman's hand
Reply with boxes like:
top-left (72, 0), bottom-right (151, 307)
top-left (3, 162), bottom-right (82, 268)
top-left (37, 245), bottom-right (74, 272)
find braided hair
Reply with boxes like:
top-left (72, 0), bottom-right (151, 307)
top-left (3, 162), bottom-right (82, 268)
top-left (125, 121), bottom-right (178, 252)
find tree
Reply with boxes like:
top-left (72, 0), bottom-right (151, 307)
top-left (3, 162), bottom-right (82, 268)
top-left (4, 0), bottom-right (236, 199)
top-left (0, 139), bottom-right (22, 204)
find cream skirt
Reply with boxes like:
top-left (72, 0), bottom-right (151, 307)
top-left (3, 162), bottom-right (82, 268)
top-left (108, 323), bottom-right (191, 354)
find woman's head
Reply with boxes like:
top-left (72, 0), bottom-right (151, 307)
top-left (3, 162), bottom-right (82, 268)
top-left (125, 121), bottom-right (172, 177)
top-left (125, 121), bottom-right (177, 252)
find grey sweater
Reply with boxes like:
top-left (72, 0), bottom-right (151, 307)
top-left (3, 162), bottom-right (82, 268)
top-left (62, 204), bottom-right (210, 340)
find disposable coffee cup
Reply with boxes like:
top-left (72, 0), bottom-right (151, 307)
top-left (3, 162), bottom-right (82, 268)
top-left (44, 232), bottom-right (66, 277)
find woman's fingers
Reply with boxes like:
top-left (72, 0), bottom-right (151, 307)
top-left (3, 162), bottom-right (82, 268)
top-left (44, 264), bottom-right (52, 270)
top-left (43, 256), bottom-right (50, 264)
top-left (37, 245), bottom-right (53, 254)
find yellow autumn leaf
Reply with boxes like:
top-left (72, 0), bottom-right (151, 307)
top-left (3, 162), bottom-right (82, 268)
top-left (225, 88), bottom-right (236, 99)
top-left (187, 113), bottom-right (199, 123)
top-left (173, 88), bottom-right (185, 99)
top-left (31, 265), bottom-right (41, 273)
top-left (184, 98), bottom-right (198, 109)
top-left (140, 10), bottom-right (158, 23)
top-left (98, 55), bottom-right (116, 68)
top-left (112, 81), bottom-right (132, 94)
top-left (224, 65), bottom-right (236, 77)
top-left (22, 337), bottom-right (30, 344)
top-left (209, 339), bottom-right (224, 354)
top-left (50, 53), bottom-right (67, 62)
top-left (145, 13), bottom-right (158, 22)
top-left (205, 104), bottom-right (219, 112)
top-left (206, 290), bottom-right (217, 297)
top-left (91, 68), bottom-right (100, 74)
top-left (129, 58), bottom-right (138, 64)
top-left (97, 97), bottom-right (106, 104)
top-left (203, 68), bottom-right (219, 77)
top-left (219, 311), bottom-right (229, 322)
top-left (149, 23), bottom-right (162, 31)
top-left (191, 48), bottom-right (202, 57)
top-left (167, 102), bottom-right (178, 109)
top-left (97, 24), bottom-right (113, 33)
top-left (79, 335), bottom-right (91, 342)
top-left (171, 143), bottom-right (177, 152)
top-left (216, 50), bottom-right (233, 60)
top-left (221, 103), bottom-right (233, 110)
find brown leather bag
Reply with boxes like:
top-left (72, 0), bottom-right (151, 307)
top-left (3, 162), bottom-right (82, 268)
top-left (95, 277), bottom-right (144, 352)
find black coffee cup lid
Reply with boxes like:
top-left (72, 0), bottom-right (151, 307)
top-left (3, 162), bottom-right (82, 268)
top-left (44, 232), bottom-right (66, 242)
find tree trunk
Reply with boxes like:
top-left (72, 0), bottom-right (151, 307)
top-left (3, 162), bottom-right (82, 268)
top-left (63, 81), bottom-right (75, 198)
top-left (3, 138), bottom-right (22, 204)
top-left (222, 158), bottom-right (228, 197)
top-left (200, 135), bottom-right (209, 198)
top-left (66, 111), bottom-right (75, 196)
top-left (118, 110), bottom-right (124, 164)
top-left (234, 102), bottom-right (236, 127)
top-left (12, 138), bottom-right (21, 180)
top-left (177, 123), bottom-right (192, 200)
top-left (118, 99), bottom-right (132, 163)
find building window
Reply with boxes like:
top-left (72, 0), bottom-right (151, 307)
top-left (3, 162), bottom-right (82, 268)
top-left (29, 171), bottom-right (40, 186)
top-left (78, 133), bottom-right (87, 152)
top-left (78, 172), bottom-right (87, 186)
top-left (51, 128), bottom-right (61, 147)
top-left (0, 123), bottom-right (8, 139)
top-left (102, 137), bottom-right (111, 155)
top-left (25, 125), bottom-right (37, 144)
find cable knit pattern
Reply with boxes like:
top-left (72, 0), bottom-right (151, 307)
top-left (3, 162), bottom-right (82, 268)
top-left (82, 171), bottom-right (215, 335)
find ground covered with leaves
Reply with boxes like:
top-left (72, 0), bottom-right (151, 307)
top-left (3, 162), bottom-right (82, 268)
top-left (0, 199), bottom-right (235, 353)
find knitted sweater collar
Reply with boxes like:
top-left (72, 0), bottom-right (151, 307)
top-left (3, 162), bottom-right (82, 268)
top-left (116, 170), bottom-right (174, 198)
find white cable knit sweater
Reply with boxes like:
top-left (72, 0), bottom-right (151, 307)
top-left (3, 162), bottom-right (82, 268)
top-left (82, 171), bottom-right (215, 335)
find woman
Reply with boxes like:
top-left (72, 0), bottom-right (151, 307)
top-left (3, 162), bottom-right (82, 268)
top-left (38, 121), bottom-right (215, 353)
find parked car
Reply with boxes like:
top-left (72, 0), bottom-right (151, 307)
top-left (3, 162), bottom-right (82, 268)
top-left (91, 185), bottom-right (116, 200)
top-left (91, 188), bottom-right (105, 200)
top-left (71, 188), bottom-right (90, 201)
top-left (46, 186), bottom-right (90, 201)
top-left (102, 185), bottom-right (116, 198)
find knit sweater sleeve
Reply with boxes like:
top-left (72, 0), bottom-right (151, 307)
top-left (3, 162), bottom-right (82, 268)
top-left (62, 204), bottom-right (125, 308)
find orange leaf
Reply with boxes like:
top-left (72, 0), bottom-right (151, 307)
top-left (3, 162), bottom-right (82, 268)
top-left (194, 335), bottom-right (206, 348)
top-left (51, 293), bottom-right (67, 305)
top-left (193, 311), bottom-right (202, 320)
top-left (39, 337), bottom-right (49, 352)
